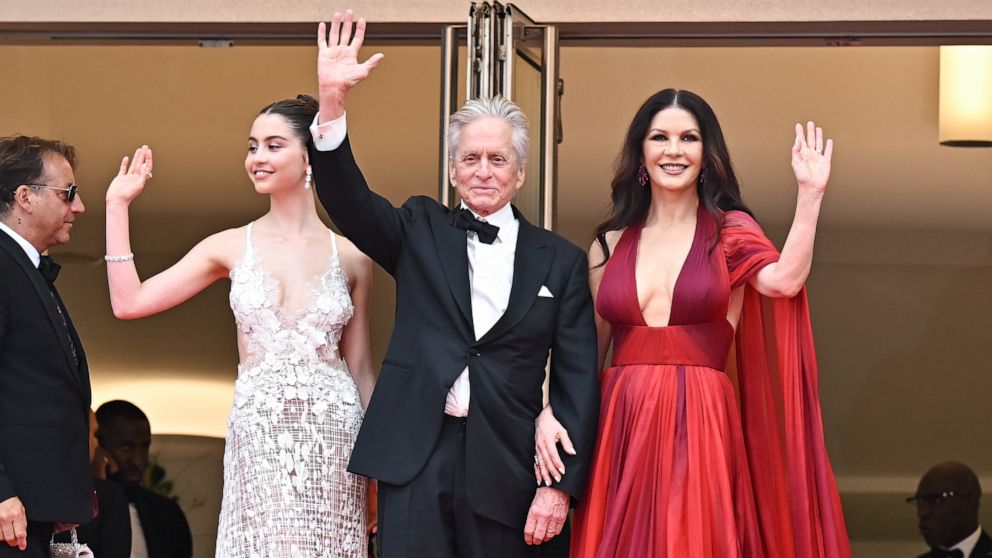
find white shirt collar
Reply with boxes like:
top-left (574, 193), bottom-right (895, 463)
top-left (0, 220), bottom-right (41, 267)
top-left (462, 203), bottom-right (516, 228)
top-left (950, 525), bottom-right (983, 556)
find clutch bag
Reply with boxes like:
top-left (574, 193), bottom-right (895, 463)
top-left (50, 528), bottom-right (94, 558)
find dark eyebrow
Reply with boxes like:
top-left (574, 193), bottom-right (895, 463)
top-left (647, 128), bottom-right (701, 135)
top-left (247, 135), bottom-right (290, 142)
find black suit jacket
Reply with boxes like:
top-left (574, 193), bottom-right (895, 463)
top-left (311, 137), bottom-right (600, 529)
top-left (918, 531), bottom-right (992, 557)
top-left (54, 478), bottom-right (131, 558)
top-left (0, 229), bottom-right (92, 523)
top-left (128, 485), bottom-right (193, 558)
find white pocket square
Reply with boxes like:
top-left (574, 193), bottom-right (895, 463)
top-left (537, 285), bottom-right (554, 298)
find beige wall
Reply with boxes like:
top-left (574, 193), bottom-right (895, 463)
top-left (3, 39), bottom-right (992, 554)
top-left (2, 0), bottom-right (991, 23)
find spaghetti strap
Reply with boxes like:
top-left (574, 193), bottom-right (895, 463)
top-left (244, 222), bottom-right (256, 259)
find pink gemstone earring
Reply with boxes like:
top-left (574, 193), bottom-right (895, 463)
top-left (637, 163), bottom-right (649, 187)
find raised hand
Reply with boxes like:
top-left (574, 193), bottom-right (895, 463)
top-left (106, 145), bottom-right (154, 206)
top-left (790, 121), bottom-right (833, 194)
top-left (316, 10), bottom-right (383, 111)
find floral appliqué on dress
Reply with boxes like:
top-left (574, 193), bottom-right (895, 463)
top-left (217, 222), bottom-right (365, 558)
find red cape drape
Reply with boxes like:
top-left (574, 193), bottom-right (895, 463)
top-left (724, 211), bottom-right (851, 557)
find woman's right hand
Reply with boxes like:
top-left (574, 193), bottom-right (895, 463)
top-left (106, 145), bottom-right (153, 205)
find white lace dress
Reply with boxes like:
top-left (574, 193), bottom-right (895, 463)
top-left (217, 223), bottom-right (366, 558)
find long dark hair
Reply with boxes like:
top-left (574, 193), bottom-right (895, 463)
top-left (593, 89), bottom-right (753, 265)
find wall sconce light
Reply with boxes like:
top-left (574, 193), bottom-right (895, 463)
top-left (939, 45), bottom-right (992, 147)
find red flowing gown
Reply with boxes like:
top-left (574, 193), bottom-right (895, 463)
top-left (571, 209), bottom-right (851, 558)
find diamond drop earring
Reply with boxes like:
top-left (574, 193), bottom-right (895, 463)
top-left (304, 166), bottom-right (312, 190)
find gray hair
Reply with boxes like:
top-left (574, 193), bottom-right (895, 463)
top-left (447, 97), bottom-right (529, 168)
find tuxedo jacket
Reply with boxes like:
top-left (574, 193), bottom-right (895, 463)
top-left (0, 230), bottom-right (92, 523)
top-left (918, 530), bottom-right (992, 557)
top-left (56, 478), bottom-right (131, 558)
top-left (311, 137), bottom-right (600, 529)
top-left (128, 484), bottom-right (193, 558)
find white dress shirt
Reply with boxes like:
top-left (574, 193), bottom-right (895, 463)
top-left (0, 220), bottom-right (41, 267)
top-left (444, 203), bottom-right (518, 416)
top-left (311, 114), bottom-right (520, 416)
top-left (128, 504), bottom-right (150, 558)
top-left (948, 525), bottom-right (982, 557)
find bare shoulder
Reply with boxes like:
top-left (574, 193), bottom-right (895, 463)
top-left (588, 229), bottom-right (624, 269)
top-left (335, 234), bottom-right (373, 281)
top-left (195, 225), bottom-right (249, 271)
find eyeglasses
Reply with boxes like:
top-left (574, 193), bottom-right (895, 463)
top-left (906, 491), bottom-right (965, 508)
top-left (25, 183), bottom-right (78, 202)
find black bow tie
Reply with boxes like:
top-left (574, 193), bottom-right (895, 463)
top-left (452, 208), bottom-right (499, 244)
top-left (932, 548), bottom-right (965, 558)
top-left (38, 255), bottom-right (61, 284)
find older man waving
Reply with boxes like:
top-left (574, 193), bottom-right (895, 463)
top-left (308, 11), bottom-right (599, 558)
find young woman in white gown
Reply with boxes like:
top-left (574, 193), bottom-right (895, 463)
top-left (104, 95), bottom-right (375, 558)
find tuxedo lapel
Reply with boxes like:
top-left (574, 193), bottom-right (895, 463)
top-left (430, 211), bottom-right (473, 326)
top-left (973, 531), bottom-right (992, 556)
top-left (477, 215), bottom-right (554, 344)
top-left (0, 233), bottom-right (84, 391)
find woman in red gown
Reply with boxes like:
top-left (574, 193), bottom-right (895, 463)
top-left (534, 90), bottom-right (851, 557)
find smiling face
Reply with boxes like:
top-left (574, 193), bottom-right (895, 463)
top-left (27, 153), bottom-right (84, 252)
top-left (449, 116), bottom-right (525, 217)
top-left (641, 107), bottom-right (705, 194)
top-left (245, 113), bottom-right (309, 194)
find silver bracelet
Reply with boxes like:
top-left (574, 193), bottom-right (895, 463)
top-left (104, 252), bottom-right (134, 262)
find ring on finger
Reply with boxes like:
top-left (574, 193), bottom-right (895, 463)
top-left (534, 454), bottom-right (541, 466)
top-left (146, 171), bottom-right (154, 178)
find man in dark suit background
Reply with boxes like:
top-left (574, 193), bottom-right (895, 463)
top-left (308, 12), bottom-right (599, 557)
top-left (912, 461), bottom-right (992, 558)
top-left (95, 401), bottom-right (192, 558)
top-left (0, 135), bottom-right (91, 556)
top-left (52, 409), bottom-right (131, 558)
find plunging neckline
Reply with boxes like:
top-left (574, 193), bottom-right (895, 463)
top-left (248, 225), bottom-right (337, 324)
top-left (630, 206), bottom-right (703, 328)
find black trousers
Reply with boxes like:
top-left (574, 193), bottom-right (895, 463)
top-left (0, 521), bottom-right (52, 558)
top-left (377, 416), bottom-right (569, 558)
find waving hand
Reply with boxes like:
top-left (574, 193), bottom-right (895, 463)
top-left (316, 10), bottom-right (383, 121)
top-left (105, 145), bottom-right (154, 206)
top-left (791, 121), bottom-right (832, 194)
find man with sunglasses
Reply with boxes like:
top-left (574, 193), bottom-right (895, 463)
top-left (911, 461), bottom-right (992, 558)
top-left (0, 135), bottom-right (91, 557)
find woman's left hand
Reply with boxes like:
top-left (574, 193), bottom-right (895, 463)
top-left (534, 406), bottom-right (574, 487)
top-left (790, 121), bottom-right (833, 194)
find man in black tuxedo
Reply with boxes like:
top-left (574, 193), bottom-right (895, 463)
top-left (0, 135), bottom-right (91, 556)
top-left (95, 401), bottom-right (192, 558)
top-left (308, 11), bottom-right (599, 558)
top-left (912, 461), bottom-right (992, 558)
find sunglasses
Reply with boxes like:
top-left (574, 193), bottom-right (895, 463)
top-left (25, 183), bottom-right (79, 202)
top-left (905, 490), bottom-right (968, 508)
